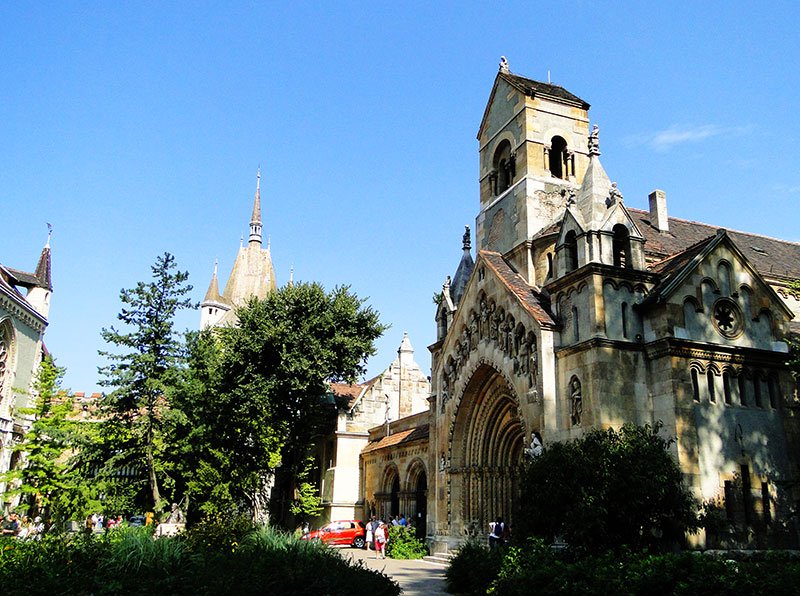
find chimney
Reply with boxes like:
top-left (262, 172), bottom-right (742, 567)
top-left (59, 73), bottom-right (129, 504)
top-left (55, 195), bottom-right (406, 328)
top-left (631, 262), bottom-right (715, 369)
top-left (648, 189), bottom-right (669, 232)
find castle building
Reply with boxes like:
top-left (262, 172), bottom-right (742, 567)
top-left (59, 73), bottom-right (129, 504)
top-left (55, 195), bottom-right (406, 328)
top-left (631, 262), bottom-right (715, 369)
top-left (200, 170), bottom-right (276, 329)
top-left (0, 236), bottom-right (52, 502)
top-left (362, 60), bottom-right (800, 552)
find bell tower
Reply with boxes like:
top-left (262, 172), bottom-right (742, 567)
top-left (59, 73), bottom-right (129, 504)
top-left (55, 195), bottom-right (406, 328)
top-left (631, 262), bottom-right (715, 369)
top-left (476, 58), bottom-right (591, 280)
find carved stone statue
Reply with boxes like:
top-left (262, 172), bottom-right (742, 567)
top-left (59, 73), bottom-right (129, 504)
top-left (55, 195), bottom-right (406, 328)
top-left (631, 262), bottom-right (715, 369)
top-left (524, 432), bottom-right (543, 458)
top-left (491, 309), bottom-right (504, 342)
top-left (588, 124), bottom-right (600, 155)
top-left (607, 182), bottom-right (624, 207)
top-left (165, 503), bottom-right (185, 524)
top-left (479, 299), bottom-right (489, 339)
top-left (525, 332), bottom-right (538, 388)
top-left (469, 311), bottom-right (479, 349)
top-left (440, 452), bottom-right (446, 471)
top-left (570, 378), bottom-right (583, 426)
top-left (499, 55), bottom-right (509, 73)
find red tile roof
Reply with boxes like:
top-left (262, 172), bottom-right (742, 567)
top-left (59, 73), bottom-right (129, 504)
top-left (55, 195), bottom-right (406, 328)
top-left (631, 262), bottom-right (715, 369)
top-left (362, 424), bottom-right (429, 454)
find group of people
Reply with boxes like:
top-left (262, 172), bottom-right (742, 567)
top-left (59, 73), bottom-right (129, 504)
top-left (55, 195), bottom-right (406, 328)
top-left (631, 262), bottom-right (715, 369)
top-left (85, 513), bottom-right (126, 532)
top-left (364, 516), bottom-right (390, 558)
top-left (1, 512), bottom-right (45, 540)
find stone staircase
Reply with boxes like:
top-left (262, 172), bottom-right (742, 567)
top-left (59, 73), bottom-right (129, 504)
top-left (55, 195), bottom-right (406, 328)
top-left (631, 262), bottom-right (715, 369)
top-left (423, 552), bottom-right (454, 566)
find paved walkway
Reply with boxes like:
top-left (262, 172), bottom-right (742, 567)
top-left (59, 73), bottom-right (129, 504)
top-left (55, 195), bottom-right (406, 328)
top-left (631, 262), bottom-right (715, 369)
top-left (342, 546), bottom-right (449, 595)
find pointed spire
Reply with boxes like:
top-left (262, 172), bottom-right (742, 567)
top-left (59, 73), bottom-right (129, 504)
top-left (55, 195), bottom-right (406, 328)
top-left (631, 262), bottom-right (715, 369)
top-left (576, 126), bottom-right (614, 228)
top-left (249, 167), bottom-right (263, 247)
top-left (450, 225), bottom-right (474, 306)
top-left (35, 224), bottom-right (52, 290)
top-left (203, 259), bottom-right (222, 303)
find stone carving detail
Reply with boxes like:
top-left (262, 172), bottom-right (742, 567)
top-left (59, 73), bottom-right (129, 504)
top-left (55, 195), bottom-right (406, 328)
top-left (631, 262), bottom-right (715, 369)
top-left (524, 432), bottom-right (543, 458)
top-left (570, 377), bottom-right (583, 426)
top-left (499, 55), bottom-right (509, 73)
top-left (588, 124), bottom-right (600, 155)
top-left (607, 182), bottom-right (624, 207)
top-left (441, 296), bottom-right (540, 402)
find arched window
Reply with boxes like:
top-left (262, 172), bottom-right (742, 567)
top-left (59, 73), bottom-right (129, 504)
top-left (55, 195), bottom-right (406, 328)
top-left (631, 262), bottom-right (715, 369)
top-left (564, 231), bottom-right (578, 272)
top-left (492, 140), bottom-right (514, 195)
top-left (621, 302), bottom-right (629, 338)
top-left (549, 136), bottom-right (568, 179)
top-left (707, 370), bottom-right (716, 403)
top-left (691, 369), bottom-right (700, 402)
top-left (768, 375), bottom-right (780, 409)
top-left (612, 224), bottom-right (631, 268)
top-left (546, 253), bottom-right (553, 279)
top-left (0, 321), bottom-right (14, 403)
top-left (717, 262), bottom-right (732, 297)
top-left (754, 372), bottom-right (763, 408)
top-left (723, 372), bottom-right (732, 405)
top-left (572, 306), bottom-right (579, 342)
top-left (738, 373), bottom-right (748, 406)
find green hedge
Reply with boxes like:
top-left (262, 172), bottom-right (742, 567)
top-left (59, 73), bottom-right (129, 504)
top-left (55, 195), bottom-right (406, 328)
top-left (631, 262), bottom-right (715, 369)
top-left (0, 525), bottom-right (400, 596)
top-left (444, 537), bottom-right (800, 595)
top-left (386, 525), bottom-right (427, 559)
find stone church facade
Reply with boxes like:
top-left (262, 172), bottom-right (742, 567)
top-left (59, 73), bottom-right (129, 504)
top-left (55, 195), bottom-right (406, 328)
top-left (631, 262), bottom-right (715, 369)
top-left (0, 237), bottom-right (52, 506)
top-left (363, 62), bottom-right (800, 552)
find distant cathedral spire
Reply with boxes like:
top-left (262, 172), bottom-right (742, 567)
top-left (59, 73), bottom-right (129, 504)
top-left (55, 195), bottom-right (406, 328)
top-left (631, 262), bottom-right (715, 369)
top-left (249, 167), bottom-right (263, 247)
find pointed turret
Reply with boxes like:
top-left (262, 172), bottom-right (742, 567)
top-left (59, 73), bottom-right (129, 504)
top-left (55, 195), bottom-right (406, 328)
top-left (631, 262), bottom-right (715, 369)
top-left (249, 168), bottom-right (263, 247)
top-left (199, 260), bottom-right (230, 330)
top-left (397, 331), bottom-right (414, 369)
top-left (203, 260), bottom-right (222, 303)
top-left (575, 124), bottom-right (613, 229)
top-left (26, 227), bottom-right (53, 318)
top-left (450, 225), bottom-right (474, 306)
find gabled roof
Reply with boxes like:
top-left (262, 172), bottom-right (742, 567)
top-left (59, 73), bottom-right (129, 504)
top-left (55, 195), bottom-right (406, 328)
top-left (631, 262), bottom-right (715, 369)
top-left (480, 251), bottom-right (558, 328)
top-left (629, 208), bottom-right (800, 282)
top-left (361, 423), bottom-right (429, 454)
top-left (500, 72), bottom-right (589, 109)
top-left (478, 71), bottom-right (589, 139)
top-left (639, 230), bottom-right (795, 319)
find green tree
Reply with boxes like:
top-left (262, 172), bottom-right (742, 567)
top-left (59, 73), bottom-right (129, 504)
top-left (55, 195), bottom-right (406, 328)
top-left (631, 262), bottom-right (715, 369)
top-left (515, 423), bottom-right (699, 553)
top-left (94, 252), bottom-right (194, 513)
top-left (1, 355), bottom-right (93, 522)
top-left (180, 282), bottom-right (385, 526)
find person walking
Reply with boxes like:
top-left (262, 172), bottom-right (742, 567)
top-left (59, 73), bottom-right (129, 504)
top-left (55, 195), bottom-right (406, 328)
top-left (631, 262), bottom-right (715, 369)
top-left (374, 522), bottom-right (388, 559)
top-left (365, 517), bottom-right (374, 550)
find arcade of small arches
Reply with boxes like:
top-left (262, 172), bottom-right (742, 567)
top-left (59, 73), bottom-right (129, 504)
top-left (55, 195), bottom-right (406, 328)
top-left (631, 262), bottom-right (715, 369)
top-left (689, 362), bottom-right (782, 410)
top-left (369, 458), bottom-right (428, 535)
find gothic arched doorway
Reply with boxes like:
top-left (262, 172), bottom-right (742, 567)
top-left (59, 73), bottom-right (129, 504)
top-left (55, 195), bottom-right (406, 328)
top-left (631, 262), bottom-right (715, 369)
top-left (450, 364), bottom-right (525, 535)
top-left (407, 459), bottom-right (428, 539)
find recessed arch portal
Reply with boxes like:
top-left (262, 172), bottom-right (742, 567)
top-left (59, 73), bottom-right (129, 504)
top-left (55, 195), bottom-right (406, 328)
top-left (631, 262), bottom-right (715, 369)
top-left (449, 364), bottom-right (525, 535)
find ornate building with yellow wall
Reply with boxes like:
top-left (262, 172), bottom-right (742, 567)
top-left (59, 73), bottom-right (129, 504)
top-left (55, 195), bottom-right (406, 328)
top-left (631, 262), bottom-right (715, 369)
top-left (362, 61), bottom-right (800, 552)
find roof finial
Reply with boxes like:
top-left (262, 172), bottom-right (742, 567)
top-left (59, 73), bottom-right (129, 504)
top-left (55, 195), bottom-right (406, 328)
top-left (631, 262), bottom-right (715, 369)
top-left (46, 222), bottom-right (52, 249)
top-left (213, 258), bottom-right (218, 275)
top-left (588, 124), bottom-right (600, 156)
top-left (240, 233), bottom-right (243, 248)
top-left (462, 225), bottom-right (471, 251)
top-left (289, 264), bottom-right (294, 287)
top-left (256, 165), bottom-right (261, 192)
top-left (499, 56), bottom-right (509, 74)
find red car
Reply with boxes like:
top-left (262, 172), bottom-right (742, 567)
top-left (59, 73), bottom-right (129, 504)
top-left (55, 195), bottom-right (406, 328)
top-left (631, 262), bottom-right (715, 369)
top-left (301, 520), bottom-right (366, 548)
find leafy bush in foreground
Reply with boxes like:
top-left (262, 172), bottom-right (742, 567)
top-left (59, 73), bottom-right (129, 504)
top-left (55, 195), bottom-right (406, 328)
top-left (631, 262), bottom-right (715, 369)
top-left (386, 525), bottom-right (427, 559)
top-left (490, 540), bottom-right (800, 596)
top-left (0, 525), bottom-right (400, 596)
top-left (445, 537), bottom-right (504, 595)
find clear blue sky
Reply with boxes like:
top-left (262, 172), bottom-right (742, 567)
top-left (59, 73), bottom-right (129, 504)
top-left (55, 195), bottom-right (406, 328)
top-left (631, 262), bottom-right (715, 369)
top-left (2, 2), bottom-right (798, 393)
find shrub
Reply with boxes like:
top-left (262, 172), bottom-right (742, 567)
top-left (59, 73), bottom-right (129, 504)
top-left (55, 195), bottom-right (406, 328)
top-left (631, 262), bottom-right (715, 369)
top-left (490, 548), bottom-right (800, 596)
top-left (515, 422), bottom-right (699, 553)
top-left (445, 537), bottom-right (504, 595)
top-left (386, 525), bottom-right (427, 559)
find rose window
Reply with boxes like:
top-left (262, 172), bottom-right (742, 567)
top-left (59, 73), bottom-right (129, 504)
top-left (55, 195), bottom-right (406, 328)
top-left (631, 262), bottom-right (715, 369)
top-left (712, 299), bottom-right (743, 338)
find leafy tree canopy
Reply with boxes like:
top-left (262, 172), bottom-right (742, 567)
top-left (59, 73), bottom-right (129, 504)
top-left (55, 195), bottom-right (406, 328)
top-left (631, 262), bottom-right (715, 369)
top-left (515, 423), bottom-right (699, 553)
top-left (178, 282), bottom-right (386, 525)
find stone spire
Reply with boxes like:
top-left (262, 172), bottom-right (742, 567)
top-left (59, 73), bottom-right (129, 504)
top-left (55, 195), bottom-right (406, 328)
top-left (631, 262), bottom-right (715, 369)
top-left (249, 168), bottom-right (263, 247)
top-left (575, 124), bottom-right (613, 228)
top-left (450, 225), bottom-right (475, 306)
top-left (203, 260), bottom-right (222, 303)
top-left (397, 332), bottom-right (414, 369)
top-left (34, 231), bottom-right (52, 291)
